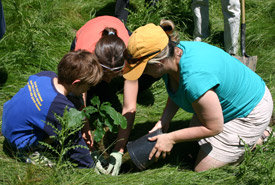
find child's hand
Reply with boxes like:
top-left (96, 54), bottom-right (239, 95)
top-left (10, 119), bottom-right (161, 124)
top-left (82, 122), bottom-right (94, 151)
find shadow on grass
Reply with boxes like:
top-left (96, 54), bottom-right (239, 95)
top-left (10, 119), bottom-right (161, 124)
top-left (95, 1), bottom-right (138, 18)
top-left (2, 137), bottom-right (17, 159)
top-left (209, 30), bottom-right (224, 49)
top-left (94, 2), bottom-right (116, 17)
top-left (0, 67), bottom-right (8, 89)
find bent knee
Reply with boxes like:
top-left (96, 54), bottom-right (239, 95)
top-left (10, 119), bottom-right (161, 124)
top-left (194, 149), bottom-right (228, 172)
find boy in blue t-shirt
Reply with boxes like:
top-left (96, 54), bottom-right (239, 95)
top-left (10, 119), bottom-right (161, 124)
top-left (2, 50), bottom-right (103, 168)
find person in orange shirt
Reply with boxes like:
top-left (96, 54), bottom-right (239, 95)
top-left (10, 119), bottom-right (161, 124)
top-left (69, 16), bottom-right (130, 174)
top-left (73, 15), bottom-right (129, 54)
top-left (71, 16), bottom-right (161, 176)
top-left (70, 15), bottom-right (129, 109)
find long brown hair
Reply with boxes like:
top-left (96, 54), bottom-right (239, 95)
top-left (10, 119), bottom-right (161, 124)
top-left (95, 27), bottom-right (126, 69)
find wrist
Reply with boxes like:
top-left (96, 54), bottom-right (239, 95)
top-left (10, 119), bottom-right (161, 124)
top-left (112, 150), bottom-right (124, 155)
top-left (113, 142), bottom-right (126, 154)
top-left (167, 132), bottom-right (176, 145)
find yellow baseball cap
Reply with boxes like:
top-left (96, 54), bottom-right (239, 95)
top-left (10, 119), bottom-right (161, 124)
top-left (123, 23), bottom-right (169, 81)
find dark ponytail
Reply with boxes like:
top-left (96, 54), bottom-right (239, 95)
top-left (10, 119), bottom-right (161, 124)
top-left (160, 19), bottom-right (179, 43)
top-left (160, 19), bottom-right (179, 58)
top-left (101, 27), bottom-right (118, 36)
top-left (148, 20), bottom-right (179, 63)
top-left (95, 27), bottom-right (126, 68)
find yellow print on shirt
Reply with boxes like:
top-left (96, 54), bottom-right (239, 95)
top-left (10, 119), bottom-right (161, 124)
top-left (28, 80), bottom-right (43, 111)
top-left (34, 81), bottom-right (43, 103)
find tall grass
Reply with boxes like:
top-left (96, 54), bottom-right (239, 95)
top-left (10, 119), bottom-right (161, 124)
top-left (0, 0), bottom-right (274, 184)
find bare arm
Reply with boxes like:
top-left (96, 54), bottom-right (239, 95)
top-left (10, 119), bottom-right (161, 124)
top-left (82, 120), bottom-right (95, 151)
top-left (113, 79), bottom-right (139, 153)
top-left (81, 92), bottom-right (95, 151)
top-left (169, 89), bottom-right (224, 142)
top-left (149, 89), bottom-right (224, 160)
top-left (149, 97), bottom-right (179, 133)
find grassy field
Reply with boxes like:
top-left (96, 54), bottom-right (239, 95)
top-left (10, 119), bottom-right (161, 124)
top-left (0, 0), bottom-right (274, 184)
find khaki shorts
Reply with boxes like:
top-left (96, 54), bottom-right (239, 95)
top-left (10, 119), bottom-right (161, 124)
top-left (190, 86), bottom-right (273, 163)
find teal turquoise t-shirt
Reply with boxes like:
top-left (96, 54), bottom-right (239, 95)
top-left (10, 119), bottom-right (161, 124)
top-left (162, 41), bottom-right (265, 123)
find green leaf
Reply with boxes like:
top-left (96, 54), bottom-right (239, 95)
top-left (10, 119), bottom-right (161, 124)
top-left (83, 106), bottom-right (97, 117)
top-left (67, 108), bottom-right (85, 128)
top-left (112, 125), bottom-right (119, 133)
top-left (102, 101), bottom-right (112, 107)
top-left (63, 145), bottom-right (89, 155)
top-left (38, 141), bottom-right (59, 155)
top-left (94, 127), bottom-right (105, 142)
top-left (95, 118), bottom-right (103, 127)
top-left (98, 109), bottom-right (106, 118)
top-left (104, 117), bottom-right (113, 132)
top-left (100, 104), bottom-right (127, 129)
top-left (90, 96), bottom-right (100, 107)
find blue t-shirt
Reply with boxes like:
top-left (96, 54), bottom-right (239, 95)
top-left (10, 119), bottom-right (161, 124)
top-left (2, 71), bottom-right (74, 149)
top-left (163, 41), bottom-right (265, 123)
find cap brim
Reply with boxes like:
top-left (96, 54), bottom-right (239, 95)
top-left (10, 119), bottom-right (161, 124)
top-left (123, 59), bottom-right (149, 81)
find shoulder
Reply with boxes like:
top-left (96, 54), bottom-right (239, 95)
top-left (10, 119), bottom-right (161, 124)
top-left (48, 94), bottom-right (75, 116)
top-left (27, 71), bottom-right (56, 83)
top-left (34, 71), bottom-right (56, 78)
top-left (82, 16), bottom-right (124, 29)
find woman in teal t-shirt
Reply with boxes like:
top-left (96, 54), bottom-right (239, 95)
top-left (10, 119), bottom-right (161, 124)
top-left (122, 21), bottom-right (273, 171)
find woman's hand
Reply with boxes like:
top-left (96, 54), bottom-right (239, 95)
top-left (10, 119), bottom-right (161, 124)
top-left (149, 120), bottom-right (170, 134)
top-left (149, 121), bottom-right (162, 133)
top-left (148, 133), bottom-right (175, 161)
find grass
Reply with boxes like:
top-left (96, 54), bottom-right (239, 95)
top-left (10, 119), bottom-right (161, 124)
top-left (0, 0), bottom-right (274, 184)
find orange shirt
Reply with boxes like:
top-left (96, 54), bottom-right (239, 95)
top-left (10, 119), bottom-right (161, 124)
top-left (75, 16), bottom-right (129, 53)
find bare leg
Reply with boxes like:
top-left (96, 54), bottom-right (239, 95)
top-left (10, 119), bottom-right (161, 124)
top-left (194, 148), bottom-right (228, 172)
top-left (254, 127), bottom-right (272, 146)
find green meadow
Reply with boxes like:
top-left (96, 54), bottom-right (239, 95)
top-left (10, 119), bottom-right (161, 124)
top-left (0, 0), bottom-right (274, 184)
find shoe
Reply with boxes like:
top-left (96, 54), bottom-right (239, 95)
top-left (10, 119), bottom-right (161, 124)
top-left (194, 37), bottom-right (202, 42)
top-left (252, 126), bottom-right (273, 150)
top-left (260, 126), bottom-right (273, 143)
top-left (25, 151), bottom-right (55, 168)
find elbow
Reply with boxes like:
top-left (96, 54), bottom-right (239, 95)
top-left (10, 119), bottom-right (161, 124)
top-left (122, 105), bottom-right (136, 115)
top-left (214, 127), bottom-right (223, 135)
top-left (211, 124), bottom-right (223, 136)
top-left (205, 120), bottom-right (224, 136)
top-left (209, 117), bottom-right (224, 136)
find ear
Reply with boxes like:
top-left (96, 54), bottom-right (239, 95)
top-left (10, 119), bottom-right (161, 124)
top-left (72, 79), bottom-right (81, 85)
top-left (175, 47), bottom-right (182, 57)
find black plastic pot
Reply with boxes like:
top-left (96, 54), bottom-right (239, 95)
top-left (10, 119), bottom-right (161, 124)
top-left (127, 129), bottom-right (163, 170)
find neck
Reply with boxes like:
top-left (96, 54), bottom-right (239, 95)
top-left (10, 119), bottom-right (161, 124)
top-left (166, 47), bottom-right (182, 81)
top-left (53, 77), bottom-right (68, 96)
